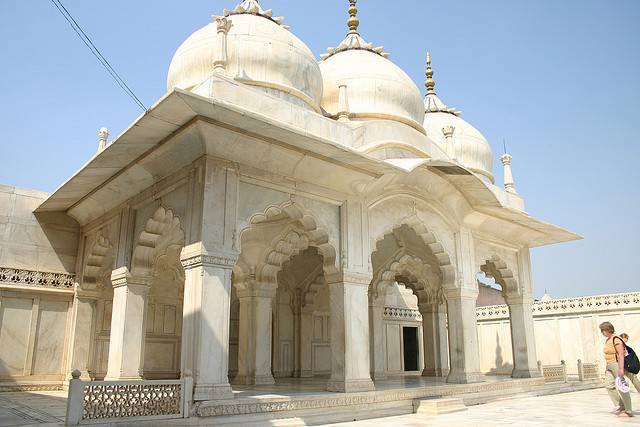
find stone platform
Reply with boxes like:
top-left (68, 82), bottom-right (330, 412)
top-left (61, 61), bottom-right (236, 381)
top-left (192, 376), bottom-right (558, 425)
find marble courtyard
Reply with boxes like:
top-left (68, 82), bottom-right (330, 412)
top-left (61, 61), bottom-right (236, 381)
top-left (0, 0), bottom-right (601, 424)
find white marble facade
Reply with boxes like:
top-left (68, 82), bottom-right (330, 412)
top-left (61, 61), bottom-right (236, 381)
top-left (0, 0), bottom-right (580, 396)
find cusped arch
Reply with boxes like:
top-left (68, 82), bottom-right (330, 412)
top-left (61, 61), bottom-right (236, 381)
top-left (82, 230), bottom-right (114, 290)
top-left (480, 255), bottom-right (519, 298)
top-left (374, 253), bottom-right (444, 305)
top-left (372, 214), bottom-right (455, 289)
top-left (235, 202), bottom-right (338, 290)
top-left (131, 206), bottom-right (185, 278)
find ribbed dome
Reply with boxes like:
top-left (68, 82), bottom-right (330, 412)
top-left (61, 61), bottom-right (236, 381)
top-left (320, 50), bottom-right (425, 133)
top-left (424, 112), bottom-right (494, 182)
top-left (167, 2), bottom-right (323, 111)
top-left (318, 1), bottom-right (425, 133)
top-left (422, 52), bottom-right (494, 182)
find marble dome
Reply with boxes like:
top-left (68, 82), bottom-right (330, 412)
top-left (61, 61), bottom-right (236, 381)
top-left (167, 1), bottom-right (323, 112)
top-left (422, 53), bottom-right (494, 182)
top-left (318, 3), bottom-right (425, 133)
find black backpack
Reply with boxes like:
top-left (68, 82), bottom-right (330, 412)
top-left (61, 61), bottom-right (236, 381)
top-left (615, 336), bottom-right (640, 375)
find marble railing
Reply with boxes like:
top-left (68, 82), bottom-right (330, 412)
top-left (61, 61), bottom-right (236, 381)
top-left (476, 292), bottom-right (640, 321)
top-left (0, 266), bottom-right (75, 291)
top-left (65, 370), bottom-right (192, 425)
top-left (383, 306), bottom-right (422, 321)
top-left (537, 360), bottom-right (567, 383)
top-left (577, 359), bottom-right (601, 382)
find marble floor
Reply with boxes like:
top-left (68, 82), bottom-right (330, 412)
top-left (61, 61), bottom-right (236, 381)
top-left (0, 383), bottom-right (634, 426)
top-left (0, 390), bottom-right (66, 427)
top-left (328, 388), bottom-right (640, 426)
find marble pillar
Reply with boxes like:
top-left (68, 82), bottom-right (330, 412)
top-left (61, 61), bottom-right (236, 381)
top-left (369, 299), bottom-right (386, 380)
top-left (444, 287), bottom-right (481, 383)
top-left (420, 302), bottom-right (449, 377)
top-left (437, 302), bottom-right (450, 377)
top-left (180, 243), bottom-right (237, 401)
top-left (105, 267), bottom-right (150, 380)
top-left (296, 308), bottom-right (314, 378)
top-left (234, 284), bottom-right (276, 385)
top-left (67, 293), bottom-right (97, 380)
top-left (507, 295), bottom-right (541, 378)
top-left (327, 272), bottom-right (375, 392)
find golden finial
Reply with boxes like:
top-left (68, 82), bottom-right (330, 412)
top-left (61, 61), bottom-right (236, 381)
top-left (347, 0), bottom-right (359, 35)
top-left (425, 51), bottom-right (436, 95)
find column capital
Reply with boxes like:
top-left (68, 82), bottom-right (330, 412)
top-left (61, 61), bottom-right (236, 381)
top-left (110, 267), bottom-right (151, 289)
top-left (505, 294), bottom-right (534, 306)
top-left (75, 289), bottom-right (100, 300)
top-left (443, 287), bottom-right (478, 301)
top-left (236, 282), bottom-right (277, 299)
top-left (326, 269), bottom-right (372, 286)
top-left (418, 302), bottom-right (439, 313)
top-left (180, 242), bottom-right (239, 269)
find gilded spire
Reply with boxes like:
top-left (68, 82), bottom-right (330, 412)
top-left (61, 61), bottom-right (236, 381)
top-left (423, 51), bottom-right (461, 116)
top-left (347, 0), bottom-right (359, 35)
top-left (321, 0), bottom-right (388, 60)
top-left (425, 51), bottom-right (436, 95)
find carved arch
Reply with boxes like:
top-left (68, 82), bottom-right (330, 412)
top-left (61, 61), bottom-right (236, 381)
top-left (82, 230), bottom-right (114, 290)
top-left (373, 252), bottom-right (444, 305)
top-left (480, 255), bottom-right (519, 298)
top-left (371, 215), bottom-right (455, 289)
top-left (131, 206), bottom-right (185, 278)
top-left (234, 202), bottom-right (338, 290)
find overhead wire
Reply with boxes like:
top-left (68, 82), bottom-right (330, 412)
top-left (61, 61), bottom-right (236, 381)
top-left (49, 0), bottom-right (148, 111)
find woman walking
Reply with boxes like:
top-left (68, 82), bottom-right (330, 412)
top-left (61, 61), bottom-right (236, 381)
top-left (600, 322), bottom-right (633, 417)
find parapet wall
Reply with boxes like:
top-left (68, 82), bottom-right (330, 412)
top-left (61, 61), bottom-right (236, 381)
top-left (476, 292), bottom-right (640, 375)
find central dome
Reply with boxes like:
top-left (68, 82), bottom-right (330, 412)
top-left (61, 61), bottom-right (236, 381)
top-left (318, 2), bottom-right (425, 133)
top-left (167, 1), bottom-right (323, 111)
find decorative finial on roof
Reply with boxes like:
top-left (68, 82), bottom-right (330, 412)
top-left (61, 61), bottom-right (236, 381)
top-left (423, 51), bottom-right (461, 116)
top-left (97, 127), bottom-right (109, 152)
top-left (321, 0), bottom-right (388, 60)
top-left (223, 0), bottom-right (288, 30)
top-left (500, 151), bottom-right (518, 194)
top-left (425, 51), bottom-right (436, 95)
top-left (347, 0), bottom-right (359, 35)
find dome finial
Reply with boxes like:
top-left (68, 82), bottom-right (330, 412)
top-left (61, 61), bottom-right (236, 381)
top-left (425, 51), bottom-right (436, 95)
top-left (347, 0), bottom-right (360, 35)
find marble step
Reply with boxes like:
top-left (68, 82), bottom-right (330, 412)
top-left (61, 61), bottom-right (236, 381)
top-left (413, 397), bottom-right (467, 415)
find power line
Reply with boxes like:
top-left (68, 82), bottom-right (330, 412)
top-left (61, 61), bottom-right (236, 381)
top-left (50, 0), bottom-right (147, 111)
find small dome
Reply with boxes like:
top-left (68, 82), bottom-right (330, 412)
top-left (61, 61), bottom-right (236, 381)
top-left (424, 113), bottom-right (494, 182)
top-left (167, 1), bottom-right (322, 111)
top-left (318, 2), bottom-right (425, 133)
top-left (422, 53), bottom-right (494, 182)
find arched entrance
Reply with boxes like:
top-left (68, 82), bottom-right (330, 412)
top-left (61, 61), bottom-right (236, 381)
top-left (479, 255), bottom-right (540, 378)
top-left (231, 202), bottom-right (338, 386)
top-left (370, 222), bottom-right (454, 381)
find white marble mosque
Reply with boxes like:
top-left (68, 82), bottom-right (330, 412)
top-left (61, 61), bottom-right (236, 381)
top-left (0, 0), bottom-right (585, 408)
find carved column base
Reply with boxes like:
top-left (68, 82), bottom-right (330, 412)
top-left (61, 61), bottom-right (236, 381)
top-left (193, 383), bottom-right (233, 401)
top-left (326, 378), bottom-right (375, 393)
top-left (421, 368), bottom-right (440, 377)
top-left (232, 374), bottom-right (275, 386)
top-left (104, 374), bottom-right (144, 381)
top-left (511, 368), bottom-right (542, 379)
top-left (373, 372), bottom-right (387, 380)
top-left (296, 370), bottom-right (313, 378)
top-left (446, 371), bottom-right (482, 384)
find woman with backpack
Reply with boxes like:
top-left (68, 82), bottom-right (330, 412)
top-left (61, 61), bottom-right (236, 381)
top-left (599, 321), bottom-right (633, 418)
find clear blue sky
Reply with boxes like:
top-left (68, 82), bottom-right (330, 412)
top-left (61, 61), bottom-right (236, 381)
top-left (1, 1), bottom-right (638, 298)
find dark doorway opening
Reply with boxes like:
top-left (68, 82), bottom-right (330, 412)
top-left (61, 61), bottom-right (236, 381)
top-left (403, 326), bottom-right (419, 371)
